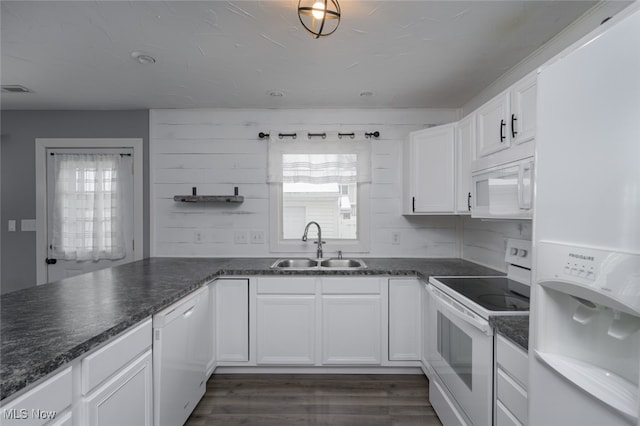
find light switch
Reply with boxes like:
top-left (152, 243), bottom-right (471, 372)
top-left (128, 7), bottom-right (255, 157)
top-left (8, 220), bottom-right (16, 232)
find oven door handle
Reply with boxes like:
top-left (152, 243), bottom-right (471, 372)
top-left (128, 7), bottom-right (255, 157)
top-left (429, 285), bottom-right (492, 336)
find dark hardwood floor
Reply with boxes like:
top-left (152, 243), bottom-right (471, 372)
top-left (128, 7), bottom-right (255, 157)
top-left (185, 374), bottom-right (443, 426)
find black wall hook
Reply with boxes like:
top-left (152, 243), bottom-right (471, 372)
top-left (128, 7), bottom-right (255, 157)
top-left (307, 132), bottom-right (327, 139)
top-left (278, 133), bottom-right (298, 139)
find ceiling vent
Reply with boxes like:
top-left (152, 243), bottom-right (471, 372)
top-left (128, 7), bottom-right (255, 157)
top-left (1, 85), bottom-right (33, 93)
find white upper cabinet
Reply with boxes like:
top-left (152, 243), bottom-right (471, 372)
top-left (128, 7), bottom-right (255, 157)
top-left (473, 72), bottom-right (537, 172)
top-left (403, 123), bottom-right (457, 214)
top-left (510, 72), bottom-right (537, 146)
top-left (456, 114), bottom-right (475, 214)
top-left (475, 91), bottom-right (511, 158)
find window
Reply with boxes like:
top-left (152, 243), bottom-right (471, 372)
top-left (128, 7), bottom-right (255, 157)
top-left (51, 153), bottom-right (127, 261)
top-left (282, 181), bottom-right (357, 239)
top-left (268, 136), bottom-right (371, 253)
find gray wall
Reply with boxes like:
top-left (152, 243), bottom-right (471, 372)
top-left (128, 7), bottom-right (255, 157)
top-left (0, 110), bottom-right (149, 294)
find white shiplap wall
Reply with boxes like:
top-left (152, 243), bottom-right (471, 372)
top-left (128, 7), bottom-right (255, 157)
top-left (150, 108), bottom-right (462, 258)
top-left (461, 216), bottom-right (532, 272)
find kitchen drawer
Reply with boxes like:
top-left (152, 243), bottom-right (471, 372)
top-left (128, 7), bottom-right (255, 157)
top-left (257, 277), bottom-right (316, 294)
top-left (0, 367), bottom-right (72, 426)
top-left (496, 334), bottom-right (528, 388)
top-left (496, 400), bottom-right (524, 426)
top-left (496, 368), bottom-right (528, 424)
top-left (322, 277), bottom-right (381, 294)
top-left (81, 318), bottom-right (152, 395)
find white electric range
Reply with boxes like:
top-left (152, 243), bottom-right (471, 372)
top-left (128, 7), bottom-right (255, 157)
top-left (426, 238), bottom-right (531, 426)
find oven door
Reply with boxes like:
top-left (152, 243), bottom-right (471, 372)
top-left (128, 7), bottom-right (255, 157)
top-left (427, 284), bottom-right (494, 426)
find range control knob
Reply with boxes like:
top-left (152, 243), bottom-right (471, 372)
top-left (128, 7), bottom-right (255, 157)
top-left (518, 249), bottom-right (528, 257)
top-left (510, 248), bottom-right (518, 256)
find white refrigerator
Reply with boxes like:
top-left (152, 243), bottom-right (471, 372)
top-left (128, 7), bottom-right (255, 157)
top-left (530, 5), bottom-right (640, 426)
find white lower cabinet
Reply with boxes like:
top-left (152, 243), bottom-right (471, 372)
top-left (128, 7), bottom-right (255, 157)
top-left (321, 278), bottom-right (382, 365)
top-left (388, 278), bottom-right (422, 361)
top-left (256, 277), bottom-right (316, 365)
top-left (0, 367), bottom-right (72, 426)
top-left (495, 334), bottom-right (529, 426)
top-left (81, 319), bottom-right (153, 426)
top-left (215, 278), bottom-right (250, 362)
top-left (84, 350), bottom-right (153, 426)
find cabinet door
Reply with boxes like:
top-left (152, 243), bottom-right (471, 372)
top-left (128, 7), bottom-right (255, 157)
top-left (215, 279), bottom-right (249, 362)
top-left (84, 350), bottom-right (153, 426)
top-left (456, 115), bottom-right (474, 213)
top-left (388, 279), bottom-right (422, 361)
top-left (256, 295), bottom-right (316, 365)
top-left (408, 124), bottom-right (456, 213)
top-left (476, 92), bottom-right (510, 157)
top-left (322, 295), bottom-right (382, 364)
top-left (510, 73), bottom-right (537, 145)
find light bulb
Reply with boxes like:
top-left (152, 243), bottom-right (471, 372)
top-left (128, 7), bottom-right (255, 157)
top-left (311, 1), bottom-right (325, 19)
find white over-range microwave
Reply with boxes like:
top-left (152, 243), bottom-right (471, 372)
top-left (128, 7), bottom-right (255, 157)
top-left (470, 157), bottom-right (534, 219)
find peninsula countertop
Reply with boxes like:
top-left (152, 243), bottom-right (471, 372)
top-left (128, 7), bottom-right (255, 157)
top-left (1, 256), bottom-right (502, 401)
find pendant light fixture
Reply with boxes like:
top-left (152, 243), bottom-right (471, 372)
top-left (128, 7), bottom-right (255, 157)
top-left (298, 0), bottom-right (341, 38)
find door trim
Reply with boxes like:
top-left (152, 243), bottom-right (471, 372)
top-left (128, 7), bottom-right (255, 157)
top-left (35, 138), bottom-right (144, 285)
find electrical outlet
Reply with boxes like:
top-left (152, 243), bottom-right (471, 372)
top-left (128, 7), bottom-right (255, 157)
top-left (234, 231), bottom-right (248, 244)
top-left (392, 231), bottom-right (401, 245)
top-left (250, 230), bottom-right (265, 244)
top-left (194, 231), bottom-right (204, 243)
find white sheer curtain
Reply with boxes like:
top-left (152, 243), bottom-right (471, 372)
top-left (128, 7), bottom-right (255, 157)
top-left (51, 153), bottom-right (126, 261)
top-left (267, 137), bottom-right (372, 184)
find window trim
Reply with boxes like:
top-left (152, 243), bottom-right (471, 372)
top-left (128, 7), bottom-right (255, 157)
top-left (269, 183), bottom-right (370, 256)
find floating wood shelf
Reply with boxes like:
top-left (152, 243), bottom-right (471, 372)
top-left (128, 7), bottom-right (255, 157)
top-left (173, 195), bottom-right (244, 203)
top-left (174, 186), bottom-right (244, 203)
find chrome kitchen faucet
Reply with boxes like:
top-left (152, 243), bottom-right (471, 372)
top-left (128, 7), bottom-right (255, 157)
top-left (302, 221), bottom-right (324, 259)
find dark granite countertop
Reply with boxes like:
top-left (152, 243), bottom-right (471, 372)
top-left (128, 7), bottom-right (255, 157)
top-left (1, 256), bottom-right (500, 400)
top-left (490, 315), bottom-right (530, 351)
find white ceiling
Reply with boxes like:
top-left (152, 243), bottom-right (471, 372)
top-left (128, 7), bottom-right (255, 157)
top-left (1, 0), bottom-right (598, 110)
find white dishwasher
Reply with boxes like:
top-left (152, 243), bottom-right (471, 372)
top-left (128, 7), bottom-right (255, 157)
top-left (153, 285), bottom-right (209, 426)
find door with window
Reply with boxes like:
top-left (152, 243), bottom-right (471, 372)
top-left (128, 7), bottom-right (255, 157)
top-left (45, 149), bottom-right (135, 282)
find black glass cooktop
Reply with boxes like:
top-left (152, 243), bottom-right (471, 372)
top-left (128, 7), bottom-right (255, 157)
top-left (434, 277), bottom-right (530, 312)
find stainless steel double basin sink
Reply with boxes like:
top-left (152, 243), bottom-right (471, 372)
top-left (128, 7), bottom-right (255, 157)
top-left (270, 258), bottom-right (367, 270)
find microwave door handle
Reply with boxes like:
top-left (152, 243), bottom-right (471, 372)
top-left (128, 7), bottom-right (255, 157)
top-left (429, 286), bottom-right (492, 335)
top-left (517, 164), bottom-right (524, 209)
top-left (518, 163), bottom-right (533, 210)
